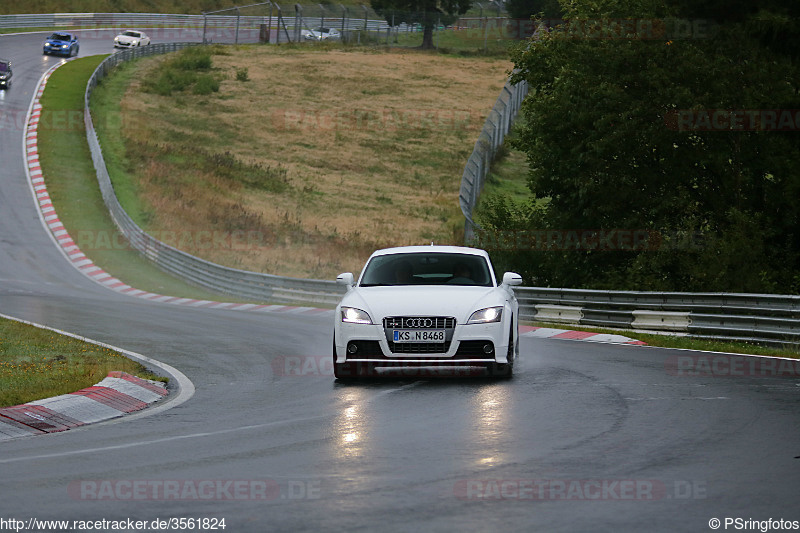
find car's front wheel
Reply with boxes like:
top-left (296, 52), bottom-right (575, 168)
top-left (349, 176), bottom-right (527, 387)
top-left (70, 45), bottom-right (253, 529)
top-left (488, 320), bottom-right (515, 378)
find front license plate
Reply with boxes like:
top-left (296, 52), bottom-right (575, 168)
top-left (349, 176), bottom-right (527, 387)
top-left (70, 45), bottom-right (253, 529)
top-left (393, 329), bottom-right (445, 343)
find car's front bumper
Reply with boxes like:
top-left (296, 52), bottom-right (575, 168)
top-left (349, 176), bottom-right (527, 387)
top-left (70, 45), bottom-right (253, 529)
top-left (43, 45), bottom-right (71, 55)
top-left (334, 321), bottom-right (511, 366)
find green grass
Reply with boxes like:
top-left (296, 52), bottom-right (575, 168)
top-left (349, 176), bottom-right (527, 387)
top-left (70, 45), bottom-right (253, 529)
top-left (0, 318), bottom-right (164, 408)
top-left (527, 321), bottom-right (800, 358)
top-left (477, 144), bottom-right (532, 203)
top-left (38, 55), bottom-right (256, 302)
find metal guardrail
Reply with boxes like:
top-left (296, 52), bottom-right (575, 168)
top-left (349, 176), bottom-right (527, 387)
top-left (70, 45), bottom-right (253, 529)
top-left (84, 43), bottom-right (345, 305)
top-left (459, 77), bottom-right (528, 241)
top-left (517, 288), bottom-right (800, 346)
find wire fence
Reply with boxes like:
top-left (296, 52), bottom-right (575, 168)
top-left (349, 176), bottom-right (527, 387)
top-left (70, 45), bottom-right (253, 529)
top-left (460, 77), bottom-right (528, 242)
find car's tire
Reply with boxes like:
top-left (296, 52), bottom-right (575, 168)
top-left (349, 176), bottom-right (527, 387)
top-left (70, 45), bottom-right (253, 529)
top-left (488, 320), bottom-right (515, 379)
top-left (487, 362), bottom-right (513, 378)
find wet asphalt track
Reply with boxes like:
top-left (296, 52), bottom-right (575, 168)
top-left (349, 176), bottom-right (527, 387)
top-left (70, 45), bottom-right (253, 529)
top-left (0, 30), bottom-right (798, 532)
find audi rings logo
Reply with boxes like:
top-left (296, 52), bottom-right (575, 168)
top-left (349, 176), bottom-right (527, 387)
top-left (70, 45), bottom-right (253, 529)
top-left (404, 318), bottom-right (434, 328)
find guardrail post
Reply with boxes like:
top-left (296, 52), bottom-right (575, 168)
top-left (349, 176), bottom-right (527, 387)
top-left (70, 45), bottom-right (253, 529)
top-left (295, 4), bottom-right (302, 42)
top-left (340, 5), bottom-right (348, 42)
top-left (362, 4), bottom-right (368, 41)
top-left (235, 7), bottom-right (241, 44)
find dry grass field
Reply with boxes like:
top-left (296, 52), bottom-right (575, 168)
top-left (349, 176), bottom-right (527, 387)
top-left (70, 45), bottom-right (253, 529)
top-left (108, 46), bottom-right (511, 279)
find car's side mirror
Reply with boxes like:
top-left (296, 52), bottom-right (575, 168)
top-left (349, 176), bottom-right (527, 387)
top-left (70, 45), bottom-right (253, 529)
top-left (336, 272), bottom-right (354, 288)
top-left (501, 272), bottom-right (523, 287)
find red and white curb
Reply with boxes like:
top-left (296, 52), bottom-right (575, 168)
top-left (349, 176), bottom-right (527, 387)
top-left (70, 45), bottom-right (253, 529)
top-left (0, 372), bottom-right (168, 441)
top-left (520, 326), bottom-right (647, 345)
top-left (23, 62), bottom-right (333, 318)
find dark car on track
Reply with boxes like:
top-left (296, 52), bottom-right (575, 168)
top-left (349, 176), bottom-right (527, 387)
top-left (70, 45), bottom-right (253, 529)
top-left (0, 59), bottom-right (11, 89)
top-left (43, 32), bottom-right (79, 57)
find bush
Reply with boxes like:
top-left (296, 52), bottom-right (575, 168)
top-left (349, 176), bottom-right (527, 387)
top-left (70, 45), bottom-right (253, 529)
top-left (193, 74), bottom-right (220, 95)
top-left (172, 47), bottom-right (213, 70)
top-left (235, 67), bottom-right (249, 82)
top-left (143, 47), bottom-right (219, 96)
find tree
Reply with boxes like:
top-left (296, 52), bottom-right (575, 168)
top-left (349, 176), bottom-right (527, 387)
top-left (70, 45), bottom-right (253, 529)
top-left (371, 0), bottom-right (472, 49)
top-left (485, 0), bottom-right (800, 292)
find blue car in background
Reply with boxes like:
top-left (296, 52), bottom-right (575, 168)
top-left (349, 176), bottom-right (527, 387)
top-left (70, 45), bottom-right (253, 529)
top-left (43, 32), bottom-right (79, 57)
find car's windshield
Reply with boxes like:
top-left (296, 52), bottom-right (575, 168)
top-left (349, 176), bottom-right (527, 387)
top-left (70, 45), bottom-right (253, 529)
top-left (123, 31), bottom-right (141, 37)
top-left (359, 252), bottom-right (493, 287)
top-left (0, 62), bottom-right (7, 72)
top-left (314, 27), bottom-right (330, 33)
top-left (50, 33), bottom-right (71, 40)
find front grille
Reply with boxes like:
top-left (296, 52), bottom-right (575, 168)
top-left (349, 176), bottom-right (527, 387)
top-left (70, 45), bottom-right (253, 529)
top-left (388, 341), bottom-right (452, 354)
top-left (383, 316), bottom-right (456, 354)
top-left (383, 316), bottom-right (456, 329)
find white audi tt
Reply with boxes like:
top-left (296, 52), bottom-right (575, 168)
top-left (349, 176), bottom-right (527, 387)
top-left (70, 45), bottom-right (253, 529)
top-left (333, 245), bottom-right (522, 380)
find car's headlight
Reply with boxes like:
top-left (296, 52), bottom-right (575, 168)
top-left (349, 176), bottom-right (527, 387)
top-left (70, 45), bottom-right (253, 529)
top-left (467, 307), bottom-right (503, 324)
top-left (62, 44), bottom-right (68, 48)
top-left (341, 307), bottom-right (372, 325)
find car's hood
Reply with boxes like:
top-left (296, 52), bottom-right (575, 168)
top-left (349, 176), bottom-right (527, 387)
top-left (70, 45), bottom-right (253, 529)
top-left (46, 38), bottom-right (71, 44)
top-left (117, 36), bottom-right (138, 42)
top-left (340, 286), bottom-right (505, 323)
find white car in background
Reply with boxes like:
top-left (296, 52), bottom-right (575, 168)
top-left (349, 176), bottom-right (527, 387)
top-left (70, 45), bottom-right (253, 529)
top-left (301, 26), bottom-right (341, 41)
top-left (333, 245), bottom-right (522, 380)
top-left (113, 30), bottom-right (151, 48)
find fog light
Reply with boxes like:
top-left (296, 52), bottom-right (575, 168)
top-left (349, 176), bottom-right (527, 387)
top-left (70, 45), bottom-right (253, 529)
top-left (483, 343), bottom-right (494, 354)
top-left (347, 343), bottom-right (358, 354)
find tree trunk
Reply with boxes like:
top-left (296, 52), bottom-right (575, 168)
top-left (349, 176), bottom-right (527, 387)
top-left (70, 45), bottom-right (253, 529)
top-left (421, 24), bottom-right (434, 49)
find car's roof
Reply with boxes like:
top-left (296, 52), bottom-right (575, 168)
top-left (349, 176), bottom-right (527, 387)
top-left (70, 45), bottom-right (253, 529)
top-left (369, 245), bottom-right (489, 258)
